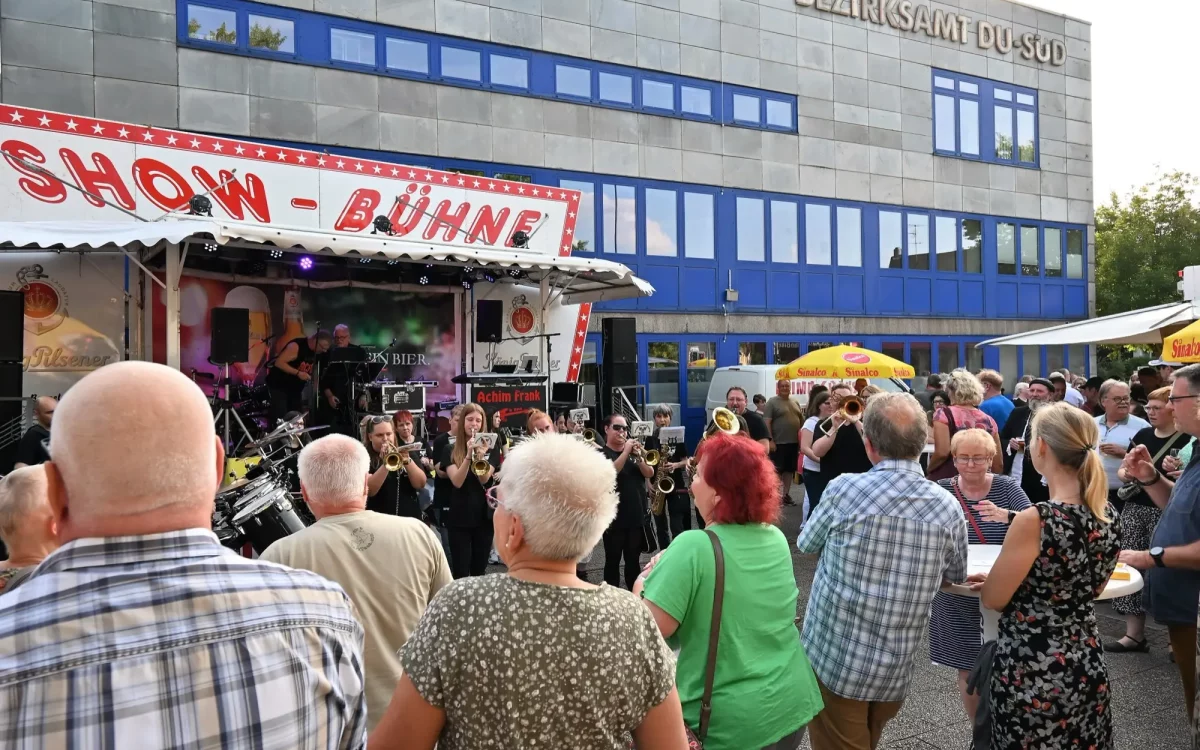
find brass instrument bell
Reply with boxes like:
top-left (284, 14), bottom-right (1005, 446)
top-left (706, 407), bottom-right (741, 437)
top-left (819, 394), bottom-right (865, 432)
top-left (472, 459), bottom-right (491, 477)
top-left (642, 448), bottom-right (660, 466)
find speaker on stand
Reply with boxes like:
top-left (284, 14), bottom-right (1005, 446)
top-left (0, 290), bottom-right (24, 477)
top-left (208, 307), bottom-right (257, 454)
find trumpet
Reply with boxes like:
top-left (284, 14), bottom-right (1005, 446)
top-left (382, 442), bottom-right (423, 472)
top-left (580, 427), bottom-right (597, 443)
top-left (819, 395), bottom-right (865, 432)
top-left (706, 407), bottom-right (741, 438)
top-left (631, 440), bottom-right (659, 466)
top-left (467, 432), bottom-right (491, 477)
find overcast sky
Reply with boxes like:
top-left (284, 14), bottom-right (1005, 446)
top-left (1027, 0), bottom-right (1197, 205)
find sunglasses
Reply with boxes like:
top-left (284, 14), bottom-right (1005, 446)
top-left (610, 424), bottom-right (628, 433)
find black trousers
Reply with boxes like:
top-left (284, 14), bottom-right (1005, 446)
top-left (267, 385), bottom-right (304, 425)
top-left (666, 493), bottom-right (693, 540)
top-left (803, 469), bottom-right (830, 515)
top-left (449, 525), bottom-right (492, 579)
top-left (603, 526), bottom-right (643, 590)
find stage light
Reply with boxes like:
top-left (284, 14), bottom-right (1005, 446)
top-left (482, 271), bottom-right (497, 283)
top-left (461, 277), bottom-right (473, 290)
top-left (204, 242), bottom-right (218, 253)
top-left (508, 268), bottom-right (524, 279)
top-left (511, 230), bottom-right (530, 249)
top-left (464, 265), bottom-right (475, 273)
top-left (269, 249), bottom-right (284, 259)
top-left (386, 259), bottom-right (399, 266)
top-left (419, 275), bottom-right (429, 285)
top-left (187, 195), bottom-right (213, 217)
top-left (298, 256), bottom-right (314, 271)
top-left (359, 257), bottom-right (372, 264)
top-left (371, 215), bottom-right (394, 235)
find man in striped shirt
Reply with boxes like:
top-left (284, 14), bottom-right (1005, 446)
top-left (0, 362), bottom-right (367, 749)
top-left (797, 392), bottom-right (968, 750)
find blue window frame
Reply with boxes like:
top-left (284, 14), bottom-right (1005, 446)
top-left (933, 69), bottom-right (1038, 167)
top-left (176, 0), bottom-right (796, 133)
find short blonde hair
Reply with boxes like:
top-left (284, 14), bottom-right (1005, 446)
top-left (0, 465), bottom-right (50, 542)
top-left (950, 428), bottom-right (996, 458)
top-left (498, 432), bottom-right (617, 561)
top-left (945, 369), bottom-right (984, 407)
top-left (977, 369), bottom-right (1004, 390)
top-left (298, 434), bottom-right (370, 506)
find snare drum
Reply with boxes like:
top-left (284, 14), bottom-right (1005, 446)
top-left (213, 522), bottom-right (245, 550)
top-left (230, 494), bottom-right (306, 554)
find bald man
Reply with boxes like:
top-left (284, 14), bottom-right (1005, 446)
top-left (0, 362), bottom-right (367, 748)
top-left (0, 465), bottom-right (58, 593)
top-left (13, 395), bottom-right (55, 469)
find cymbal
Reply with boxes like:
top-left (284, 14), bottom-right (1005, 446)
top-left (243, 425), bottom-right (327, 450)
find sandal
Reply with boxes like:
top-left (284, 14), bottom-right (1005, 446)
top-left (1104, 637), bottom-right (1150, 653)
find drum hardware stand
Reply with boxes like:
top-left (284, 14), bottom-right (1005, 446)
top-left (212, 363), bottom-right (262, 456)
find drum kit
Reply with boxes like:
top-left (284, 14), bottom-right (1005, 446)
top-left (211, 414), bottom-right (321, 554)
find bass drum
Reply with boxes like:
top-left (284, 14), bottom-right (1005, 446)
top-left (230, 494), bottom-right (306, 554)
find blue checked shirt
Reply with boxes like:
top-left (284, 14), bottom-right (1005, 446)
top-left (0, 529), bottom-right (367, 749)
top-left (797, 459), bottom-right (968, 702)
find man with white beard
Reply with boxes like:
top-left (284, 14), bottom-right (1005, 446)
top-left (999, 377), bottom-right (1054, 503)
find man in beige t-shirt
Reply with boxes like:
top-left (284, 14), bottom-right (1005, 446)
top-left (261, 434), bottom-right (452, 730)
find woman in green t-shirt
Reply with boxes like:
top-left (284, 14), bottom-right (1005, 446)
top-left (635, 432), bottom-right (823, 750)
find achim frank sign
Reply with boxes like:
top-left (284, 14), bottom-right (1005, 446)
top-left (796, 0), bottom-right (1068, 66)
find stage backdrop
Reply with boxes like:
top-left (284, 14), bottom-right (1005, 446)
top-left (152, 277), bottom-right (459, 404)
top-left (2, 252), bottom-right (125, 398)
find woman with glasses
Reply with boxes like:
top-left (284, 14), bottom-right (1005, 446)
top-left (928, 428), bottom-right (1030, 723)
top-left (1095, 379), bottom-right (1149, 514)
top-left (1109, 386), bottom-right (1184, 653)
top-left (371, 432), bottom-right (688, 750)
top-left (445, 403), bottom-right (499, 578)
top-left (362, 414), bottom-right (425, 519)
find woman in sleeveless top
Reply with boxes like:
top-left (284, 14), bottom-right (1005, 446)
top-left (970, 403), bottom-right (1120, 750)
top-left (927, 370), bottom-right (1002, 480)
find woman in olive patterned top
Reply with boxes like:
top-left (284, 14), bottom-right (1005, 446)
top-left (370, 432), bottom-right (689, 750)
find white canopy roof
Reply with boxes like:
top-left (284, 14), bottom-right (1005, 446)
top-left (976, 301), bottom-right (1200, 348)
top-left (0, 219), bottom-right (653, 304)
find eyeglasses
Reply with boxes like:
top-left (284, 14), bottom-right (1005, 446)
top-left (1145, 405), bottom-right (1166, 413)
top-left (953, 456), bottom-right (990, 465)
top-left (363, 415), bottom-right (390, 426)
top-left (610, 424), bottom-right (628, 433)
top-left (1107, 397), bottom-right (1132, 405)
top-left (485, 484), bottom-right (504, 510)
top-left (1169, 395), bottom-right (1200, 404)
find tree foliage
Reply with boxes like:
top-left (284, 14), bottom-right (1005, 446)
top-left (1095, 171), bottom-right (1200, 316)
top-left (249, 23), bottom-right (288, 51)
top-left (188, 18), bottom-right (237, 44)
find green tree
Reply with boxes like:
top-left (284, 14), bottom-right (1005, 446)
top-left (187, 18), bottom-right (201, 37)
top-left (249, 22), bottom-right (288, 51)
top-left (1095, 171), bottom-right (1200, 316)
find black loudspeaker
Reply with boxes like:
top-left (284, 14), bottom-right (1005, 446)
top-left (476, 299), bottom-right (502, 343)
top-left (0, 290), bottom-right (23, 362)
top-left (551, 382), bottom-right (582, 403)
top-left (602, 317), bottom-right (636, 364)
top-left (0, 362), bottom-right (21, 473)
top-left (210, 307), bottom-right (250, 365)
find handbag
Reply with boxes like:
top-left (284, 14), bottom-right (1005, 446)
top-left (926, 407), bottom-right (961, 481)
top-left (1116, 432), bottom-right (1185, 503)
top-left (631, 529), bottom-right (724, 750)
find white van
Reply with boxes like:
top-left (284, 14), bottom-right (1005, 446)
top-left (704, 365), bottom-right (910, 422)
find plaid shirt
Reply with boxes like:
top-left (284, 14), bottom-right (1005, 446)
top-left (797, 459), bottom-right (968, 702)
top-left (0, 529), bottom-right (367, 749)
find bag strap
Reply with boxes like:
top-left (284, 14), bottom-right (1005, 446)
top-left (950, 477), bottom-right (988, 544)
top-left (697, 529), bottom-right (725, 742)
top-left (1148, 432), bottom-right (1186, 465)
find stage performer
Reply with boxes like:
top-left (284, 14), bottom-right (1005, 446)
top-left (444, 404), bottom-right (499, 578)
top-left (601, 413), bottom-right (654, 589)
top-left (362, 414), bottom-right (426, 519)
top-left (266, 329), bottom-right (331, 424)
top-left (644, 404), bottom-right (693, 547)
top-left (319, 324), bottom-right (368, 438)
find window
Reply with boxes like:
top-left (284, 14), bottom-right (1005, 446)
top-left (935, 70), bottom-right (1037, 166)
top-left (681, 86), bottom-right (712, 117)
top-left (602, 184), bottom-right (635, 255)
top-left (907, 214), bottom-right (929, 270)
top-left (556, 65), bottom-right (591, 98)
top-left (739, 342), bottom-right (767, 365)
top-left (1020, 225), bottom-right (1039, 276)
top-left (962, 219), bottom-right (982, 273)
top-left (771, 201), bottom-right (798, 264)
top-left (441, 46), bottom-right (480, 81)
top-left (1046, 346), bottom-right (1065, 374)
top-left (645, 189), bottom-right (678, 257)
top-left (766, 99), bottom-right (793, 129)
top-left (248, 15), bottom-right (293, 54)
top-left (808, 341), bottom-right (835, 353)
top-left (910, 342), bottom-right (932, 380)
top-left (1066, 229), bottom-right (1084, 279)
top-left (686, 342), bottom-right (716, 407)
top-left (1022, 345), bottom-right (1041, 377)
top-left (1068, 344), bottom-right (1088, 374)
top-left (733, 94), bottom-right (760, 124)
top-left (599, 72), bottom-right (632, 105)
top-left (939, 343), bottom-right (960, 372)
top-left (560, 180), bottom-right (594, 252)
top-left (880, 211), bottom-right (903, 268)
top-left (494, 172), bottom-right (532, 183)
top-left (806, 204), bottom-right (831, 266)
top-left (736, 197), bottom-right (765, 262)
top-left (331, 28), bottom-right (375, 66)
top-left (188, 5), bottom-right (236, 45)
top-left (684, 193), bottom-right (715, 259)
top-left (642, 80), bottom-right (674, 111)
top-left (882, 342), bottom-right (905, 365)
top-left (1045, 227), bottom-right (1062, 278)
top-left (490, 54), bottom-right (528, 89)
top-left (837, 207), bottom-right (862, 267)
top-left (774, 342), bottom-right (800, 364)
top-left (936, 216), bottom-right (957, 272)
top-left (997, 222), bottom-right (1016, 275)
top-left (387, 38), bottom-right (428, 74)
top-left (999, 348), bottom-right (1017, 390)
top-left (648, 342), bottom-right (680, 406)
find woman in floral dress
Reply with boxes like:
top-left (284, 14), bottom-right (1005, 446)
top-left (969, 403), bottom-right (1121, 750)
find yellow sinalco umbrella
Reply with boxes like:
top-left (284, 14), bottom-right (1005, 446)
top-left (1161, 320), bottom-right (1200, 364)
top-left (774, 345), bottom-right (916, 381)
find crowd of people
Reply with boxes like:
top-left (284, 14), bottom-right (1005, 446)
top-left (0, 357), bottom-right (1198, 749)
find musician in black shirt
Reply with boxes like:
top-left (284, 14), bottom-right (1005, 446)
top-left (810, 384), bottom-right (872, 485)
top-left (266, 330), bottom-right (331, 423)
top-left (645, 404), bottom-right (693, 547)
top-left (429, 405), bottom-right (463, 564)
top-left (318, 324), bottom-right (368, 437)
top-left (444, 404), bottom-right (499, 578)
top-left (725, 387), bottom-right (771, 450)
top-left (362, 414), bottom-right (426, 518)
top-left (601, 413), bottom-right (654, 589)
top-left (13, 396), bottom-right (55, 469)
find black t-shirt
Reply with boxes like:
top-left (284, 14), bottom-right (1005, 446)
top-left (821, 422), bottom-right (872, 480)
top-left (1127, 428), bottom-right (1188, 508)
top-left (431, 433), bottom-right (452, 513)
top-left (646, 435), bottom-right (690, 493)
top-left (266, 336), bottom-right (318, 391)
top-left (444, 443), bottom-right (499, 529)
top-left (15, 424), bottom-right (50, 466)
top-left (319, 344), bottom-right (368, 395)
top-left (366, 439), bottom-right (423, 518)
top-left (741, 410), bottom-right (770, 443)
top-left (604, 446), bottom-right (649, 529)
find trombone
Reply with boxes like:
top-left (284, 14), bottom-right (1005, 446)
top-left (819, 395), bottom-right (865, 432)
top-left (687, 407), bottom-right (742, 476)
top-left (382, 442), bottom-right (423, 472)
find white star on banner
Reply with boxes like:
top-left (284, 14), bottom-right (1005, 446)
top-left (65, 120), bottom-right (78, 131)
top-left (8, 112), bottom-right (22, 123)
top-left (373, 165), bottom-right (382, 174)
top-left (424, 172), bottom-right (433, 181)
top-left (235, 145), bottom-right (245, 155)
top-left (518, 187), bottom-right (525, 194)
top-left (503, 185), bottom-right (511, 192)
top-left (297, 154), bottom-right (307, 163)
top-left (276, 151), bottom-right (288, 161)
top-left (117, 127), bottom-right (129, 138)
top-left (336, 160), bottom-right (346, 169)
top-left (190, 138), bottom-right (201, 148)
top-left (354, 162), bottom-right (364, 172)
top-left (38, 115), bottom-right (51, 127)
top-left (441, 175), bottom-right (449, 183)
top-left (457, 178), bottom-right (465, 186)
top-left (473, 180), bottom-right (481, 188)
top-left (91, 123), bottom-right (104, 134)
top-left (256, 148), bottom-right (267, 157)
top-left (212, 142), bottom-right (223, 151)
top-left (317, 156), bottom-right (326, 166)
top-left (166, 135), bottom-right (178, 145)
top-left (390, 168), bottom-right (399, 176)
top-left (532, 188), bottom-right (540, 196)
top-left (142, 131), bottom-right (154, 142)
top-left (408, 170), bottom-right (417, 178)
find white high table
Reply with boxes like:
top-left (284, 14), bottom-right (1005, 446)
top-left (943, 544), bottom-right (1144, 641)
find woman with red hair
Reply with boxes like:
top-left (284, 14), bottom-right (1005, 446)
top-left (634, 433), bottom-right (823, 750)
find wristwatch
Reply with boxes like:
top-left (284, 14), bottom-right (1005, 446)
top-left (1006, 510), bottom-right (1017, 523)
top-left (1150, 546), bottom-right (1166, 568)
